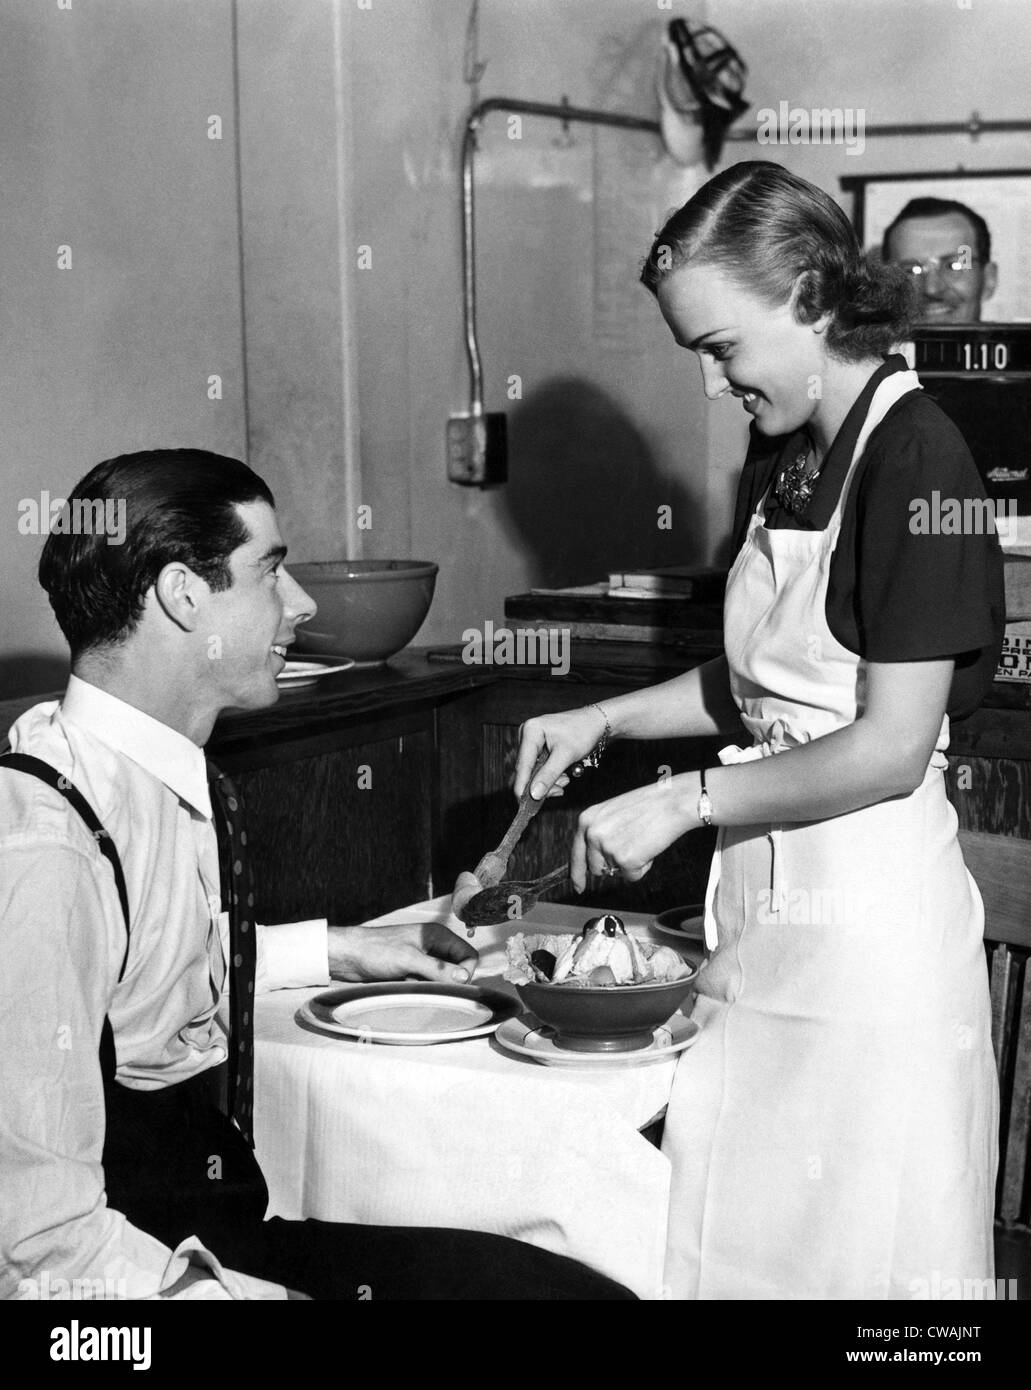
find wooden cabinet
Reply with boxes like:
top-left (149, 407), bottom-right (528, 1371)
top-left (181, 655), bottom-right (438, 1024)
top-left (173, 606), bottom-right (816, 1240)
top-left (946, 704), bottom-right (1031, 1235)
top-left (214, 710), bottom-right (435, 925)
top-left (947, 694), bottom-right (1031, 837)
top-left (193, 654), bottom-right (1031, 934)
top-left (206, 653), bottom-right (725, 926)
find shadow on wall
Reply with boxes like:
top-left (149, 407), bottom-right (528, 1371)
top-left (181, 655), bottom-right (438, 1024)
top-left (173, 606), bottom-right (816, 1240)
top-left (496, 376), bottom-right (704, 588)
top-left (0, 652), bottom-right (68, 703)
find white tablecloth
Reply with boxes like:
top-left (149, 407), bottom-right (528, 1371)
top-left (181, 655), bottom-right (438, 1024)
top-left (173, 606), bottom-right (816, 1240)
top-left (253, 897), bottom-right (693, 1299)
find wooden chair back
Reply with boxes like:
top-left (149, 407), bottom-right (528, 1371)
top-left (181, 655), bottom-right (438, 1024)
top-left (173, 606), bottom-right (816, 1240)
top-left (960, 829), bottom-right (1031, 1226)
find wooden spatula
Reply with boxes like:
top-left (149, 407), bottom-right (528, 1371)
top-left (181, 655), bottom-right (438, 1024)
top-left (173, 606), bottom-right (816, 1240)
top-left (472, 750), bottom-right (550, 887)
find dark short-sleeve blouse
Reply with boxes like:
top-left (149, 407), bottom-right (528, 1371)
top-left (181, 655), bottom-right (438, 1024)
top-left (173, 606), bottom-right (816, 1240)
top-left (730, 355), bottom-right (1006, 719)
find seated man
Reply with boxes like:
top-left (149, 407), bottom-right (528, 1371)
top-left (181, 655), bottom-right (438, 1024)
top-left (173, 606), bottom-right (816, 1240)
top-left (1, 448), bottom-right (633, 1301)
top-left (882, 196), bottom-right (997, 323)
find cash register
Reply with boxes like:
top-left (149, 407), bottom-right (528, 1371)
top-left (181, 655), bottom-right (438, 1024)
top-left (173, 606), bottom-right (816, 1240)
top-left (905, 325), bottom-right (1031, 685)
top-left (902, 323), bottom-right (1031, 520)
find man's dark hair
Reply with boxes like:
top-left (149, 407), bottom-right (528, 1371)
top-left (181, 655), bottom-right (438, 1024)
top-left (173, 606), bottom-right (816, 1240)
top-left (39, 449), bottom-right (275, 660)
top-left (882, 197), bottom-right (992, 264)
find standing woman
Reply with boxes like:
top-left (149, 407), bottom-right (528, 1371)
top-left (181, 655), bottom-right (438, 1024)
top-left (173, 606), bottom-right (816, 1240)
top-left (514, 162), bottom-right (1003, 1299)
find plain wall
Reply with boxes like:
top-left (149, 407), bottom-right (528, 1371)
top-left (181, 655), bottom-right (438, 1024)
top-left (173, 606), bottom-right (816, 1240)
top-left (348, 0), bottom-right (714, 646)
top-left (320, 0), bottom-right (1031, 643)
top-left (235, 0), bottom-right (363, 567)
top-left (4, 0), bottom-right (1031, 693)
top-left (0, 0), bottom-right (246, 698)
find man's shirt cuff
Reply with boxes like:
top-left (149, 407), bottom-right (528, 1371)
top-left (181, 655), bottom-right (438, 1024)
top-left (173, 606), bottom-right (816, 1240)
top-left (255, 918), bottom-right (330, 993)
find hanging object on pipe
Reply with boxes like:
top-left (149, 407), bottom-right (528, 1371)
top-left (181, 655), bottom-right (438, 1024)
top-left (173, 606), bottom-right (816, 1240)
top-left (666, 18), bottom-right (749, 171)
top-left (657, 33), bottom-right (705, 168)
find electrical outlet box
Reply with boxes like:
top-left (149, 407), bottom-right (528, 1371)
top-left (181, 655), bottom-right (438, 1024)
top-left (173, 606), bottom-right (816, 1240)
top-left (447, 412), bottom-right (507, 487)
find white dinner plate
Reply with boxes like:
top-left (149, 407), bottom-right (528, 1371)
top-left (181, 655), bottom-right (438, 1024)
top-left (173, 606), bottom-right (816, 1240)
top-left (276, 657), bottom-right (356, 688)
top-left (493, 1012), bottom-right (700, 1067)
top-left (297, 981), bottom-right (519, 1045)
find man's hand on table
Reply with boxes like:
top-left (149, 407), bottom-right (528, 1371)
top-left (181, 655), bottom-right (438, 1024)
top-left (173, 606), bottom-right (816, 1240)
top-left (327, 921), bottom-right (479, 984)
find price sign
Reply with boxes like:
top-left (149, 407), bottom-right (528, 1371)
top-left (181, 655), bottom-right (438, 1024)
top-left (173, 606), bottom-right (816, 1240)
top-left (904, 325), bottom-right (1031, 376)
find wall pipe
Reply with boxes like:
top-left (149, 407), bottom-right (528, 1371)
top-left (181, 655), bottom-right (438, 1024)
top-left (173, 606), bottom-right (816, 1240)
top-left (460, 95), bottom-right (1031, 416)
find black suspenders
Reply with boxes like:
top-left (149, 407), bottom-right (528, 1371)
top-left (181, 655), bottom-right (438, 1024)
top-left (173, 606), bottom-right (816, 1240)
top-left (0, 752), bottom-right (130, 1084)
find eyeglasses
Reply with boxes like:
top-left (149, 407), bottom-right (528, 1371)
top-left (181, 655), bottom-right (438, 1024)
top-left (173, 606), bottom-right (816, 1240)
top-left (897, 253), bottom-right (983, 280)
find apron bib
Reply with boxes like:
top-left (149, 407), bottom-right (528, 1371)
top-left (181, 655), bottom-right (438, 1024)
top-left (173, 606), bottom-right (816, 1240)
top-left (661, 372), bottom-right (999, 1300)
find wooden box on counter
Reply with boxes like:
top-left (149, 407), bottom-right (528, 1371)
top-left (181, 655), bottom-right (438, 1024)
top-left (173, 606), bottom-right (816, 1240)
top-left (503, 587), bottom-right (725, 649)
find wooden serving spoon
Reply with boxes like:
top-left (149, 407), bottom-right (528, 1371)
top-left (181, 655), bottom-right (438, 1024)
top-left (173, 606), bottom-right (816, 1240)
top-left (471, 749), bottom-right (551, 888)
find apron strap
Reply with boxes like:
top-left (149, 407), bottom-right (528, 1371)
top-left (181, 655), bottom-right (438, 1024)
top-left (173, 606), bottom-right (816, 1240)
top-left (829, 373), bottom-right (923, 530)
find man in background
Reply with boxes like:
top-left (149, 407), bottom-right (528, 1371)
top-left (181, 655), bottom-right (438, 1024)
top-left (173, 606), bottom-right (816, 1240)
top-left (882, 196), bottom-right (997, 322)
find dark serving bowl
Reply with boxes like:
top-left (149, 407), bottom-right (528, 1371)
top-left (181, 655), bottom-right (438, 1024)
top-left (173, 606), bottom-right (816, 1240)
top-left (516, 971), bottom-right (699, 1054)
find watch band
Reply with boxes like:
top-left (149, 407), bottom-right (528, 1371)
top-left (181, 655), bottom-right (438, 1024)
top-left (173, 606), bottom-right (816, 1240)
top-left (698, 768), bottom-right (713, 827)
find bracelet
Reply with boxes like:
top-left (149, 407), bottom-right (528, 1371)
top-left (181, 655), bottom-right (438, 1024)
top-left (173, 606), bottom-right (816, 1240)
top-left (570, 703), bottom-right (612, 776)
top-left (698, 768), bottom-right (714, 827)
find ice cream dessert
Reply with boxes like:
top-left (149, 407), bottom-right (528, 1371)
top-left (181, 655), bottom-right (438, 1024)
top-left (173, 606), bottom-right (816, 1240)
top-left (505, 914), bottom-right (692, 989)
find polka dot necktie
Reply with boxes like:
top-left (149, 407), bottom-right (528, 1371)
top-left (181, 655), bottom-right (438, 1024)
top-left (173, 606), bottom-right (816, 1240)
top-left (207, 762), bottom-right (257, 1147)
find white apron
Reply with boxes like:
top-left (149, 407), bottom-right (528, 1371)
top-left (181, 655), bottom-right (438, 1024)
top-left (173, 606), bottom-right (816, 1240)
top-left (661, 371), bottom-right (999, 1300)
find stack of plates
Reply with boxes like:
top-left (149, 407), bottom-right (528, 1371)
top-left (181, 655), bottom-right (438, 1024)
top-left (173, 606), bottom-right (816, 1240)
top-left (276, 657), bottom-right (356, 688)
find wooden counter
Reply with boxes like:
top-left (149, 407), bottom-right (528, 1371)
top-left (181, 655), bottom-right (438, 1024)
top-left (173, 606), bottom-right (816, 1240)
top-left (205, 642), bottom-right (1031, 920)
top-left (3, 643), bottom-right (1028, 920)
top-left (204, 643), bottom-right (723, 926)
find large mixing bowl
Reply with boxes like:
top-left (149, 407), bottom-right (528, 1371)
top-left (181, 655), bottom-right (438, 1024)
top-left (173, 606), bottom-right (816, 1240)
top-left (290, 560), bottom-right (438, 666)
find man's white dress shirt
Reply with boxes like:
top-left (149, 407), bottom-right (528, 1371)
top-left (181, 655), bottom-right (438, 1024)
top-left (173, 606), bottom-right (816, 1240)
top-left (1, 676), bottom-right (330, 1299)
